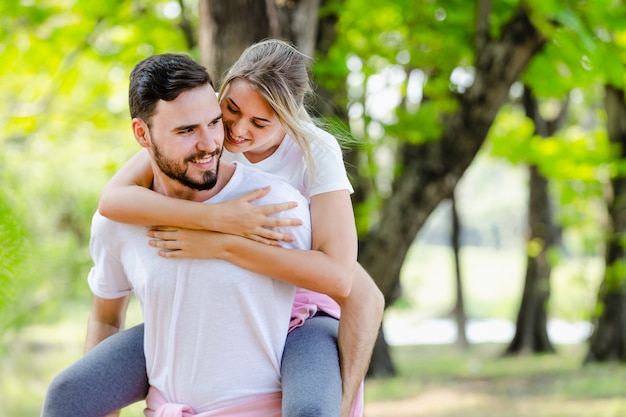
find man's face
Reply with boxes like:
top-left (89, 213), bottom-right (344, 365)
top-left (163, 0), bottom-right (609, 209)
top-left (146, 84), bottom-right (224, 191)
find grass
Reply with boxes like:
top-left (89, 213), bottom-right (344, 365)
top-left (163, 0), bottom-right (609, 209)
top-left (3, 322), bottom-right (626, 417)
top-left (364, 344), bottom-right (626, 417)
top-left (0, 302), bottom-right (145, 417)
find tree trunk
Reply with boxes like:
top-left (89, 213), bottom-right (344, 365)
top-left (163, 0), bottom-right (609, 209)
top-left (199, 0), bottom-right (323, 79)
top-left (505, 165), bottom-right (555, 354)
top-left (357, 9), bottom-right (544, 372)
top-left (451, 193), bottom-right (469, 350)
top-left (505, 87), bottom-right (566, 355)
top-left (358, 8), bottom-right (545, 308)
top-left (586, 85), bottom-right (626, 363)
top-left (199, 0), bottom-right (271, 80)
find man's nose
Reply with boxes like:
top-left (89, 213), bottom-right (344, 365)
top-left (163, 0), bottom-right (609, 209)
top-left (196, 128), bottom-right (219, 152)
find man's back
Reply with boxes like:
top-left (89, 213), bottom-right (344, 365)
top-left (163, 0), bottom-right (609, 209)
top-left (88, 163), bottom-right (312, 412)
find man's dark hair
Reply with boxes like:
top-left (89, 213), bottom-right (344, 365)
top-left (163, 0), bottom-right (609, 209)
top-left (129, 53), bottom-right (213, 125)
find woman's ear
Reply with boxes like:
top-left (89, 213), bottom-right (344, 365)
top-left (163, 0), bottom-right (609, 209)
top-left (132, 118), bottom-right (151, 148)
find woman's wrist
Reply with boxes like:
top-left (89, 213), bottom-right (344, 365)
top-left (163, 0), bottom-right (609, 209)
top-left (197, 203), bottom-right (222, 232)
top-left (216, 233), bottom-right (242, 261)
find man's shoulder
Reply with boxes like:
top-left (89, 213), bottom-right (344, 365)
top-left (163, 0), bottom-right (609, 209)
top-left (235, 164), bottom-right (304, 199)
top-left (91, 210), bottom-right (142, 237)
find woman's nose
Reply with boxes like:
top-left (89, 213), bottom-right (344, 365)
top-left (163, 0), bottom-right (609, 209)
top-left (229, 120), bottom-right (247, 138)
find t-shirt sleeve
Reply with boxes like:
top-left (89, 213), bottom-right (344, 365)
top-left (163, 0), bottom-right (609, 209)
top-left (249, 173), bottom-right (313, 252)
top-left (274, 190), bottom-right (312, 252)
top-left (307, 127), bottom-right (354, 198)
top-left (87, 212), bottom-right (133, 299)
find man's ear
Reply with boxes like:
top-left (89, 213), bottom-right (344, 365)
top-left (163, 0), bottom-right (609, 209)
top-left (132, 118), bottom-right (151, 149)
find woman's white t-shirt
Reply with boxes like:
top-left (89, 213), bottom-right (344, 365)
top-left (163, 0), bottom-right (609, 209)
top-left (223, 124), bottom-right (353, 199)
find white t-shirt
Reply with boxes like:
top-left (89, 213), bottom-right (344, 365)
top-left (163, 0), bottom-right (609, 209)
top-left (223, 124), bottom-right (353, 199)
top-left (88, 163), bottom-right (312, 412)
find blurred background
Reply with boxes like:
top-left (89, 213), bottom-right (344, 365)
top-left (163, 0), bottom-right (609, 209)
top-left (1, 0), bottom-right (626, 416)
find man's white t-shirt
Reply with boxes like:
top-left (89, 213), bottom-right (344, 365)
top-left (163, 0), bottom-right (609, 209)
top-left (88, 163), bottom-right (312, 412)
top-left (223, 123), bottom-right (353, 199)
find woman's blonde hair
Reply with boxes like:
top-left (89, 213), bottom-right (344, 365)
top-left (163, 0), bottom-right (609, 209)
top-left (218, 39), bottom-right (320, 176)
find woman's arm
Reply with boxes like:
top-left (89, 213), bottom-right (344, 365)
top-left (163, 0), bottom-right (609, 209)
top-left (98, 149), bottom-right (302, 244)
top-left (148, 190), bottom-right (358, 299)
top-left (148, 188), bottom-right (382, 415)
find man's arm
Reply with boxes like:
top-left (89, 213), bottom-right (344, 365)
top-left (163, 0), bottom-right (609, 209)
top-left (84, 295), bottom-right (131, 417)
top-left (85, 295), bottom-right (131, 353)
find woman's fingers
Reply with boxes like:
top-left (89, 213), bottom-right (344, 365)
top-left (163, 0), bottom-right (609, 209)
top-left (147, 229), bottom-right (178, 240)
top-left (149, 226), bottom-right (179, 232)
top-left (259, 201), bottom-right (299, 215)
top-left (148, 238), bottom-right (181, 250)
top-left (243, 186), bottom-right (272, 202)
top-left (242, 187), bottom-right (301, 218)
top-left (260, 215), bottom-right (303, 228)
top-left (250, 226), bottom-right (295, 243)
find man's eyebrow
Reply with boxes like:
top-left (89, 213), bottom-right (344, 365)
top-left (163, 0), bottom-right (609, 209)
top-left (171, 113), bottom-right (222, 131)
top-left (172, 123), bottom-right (198, 131)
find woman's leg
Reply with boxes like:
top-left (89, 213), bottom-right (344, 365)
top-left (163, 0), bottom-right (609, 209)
top-left (41, 323), bottom-right (149, 417)
top-left (281, 314), bottom-right (341, 417)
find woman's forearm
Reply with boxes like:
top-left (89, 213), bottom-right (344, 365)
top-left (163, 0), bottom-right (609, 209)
top-left (99, 151), bottom-right (301, 241)
top-left (219, 234), bottom-right (353, 299)
top-left (99, 184), bottom-right (218, 230)
top-left (98, 149), bottom-right (222, 230)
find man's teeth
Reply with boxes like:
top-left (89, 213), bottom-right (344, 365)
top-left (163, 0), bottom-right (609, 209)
top-left (193, 156), bottom-right (212, 163)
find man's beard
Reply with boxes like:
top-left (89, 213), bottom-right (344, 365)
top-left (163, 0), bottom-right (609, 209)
top-left (152, 140), bottom-right (222, 191)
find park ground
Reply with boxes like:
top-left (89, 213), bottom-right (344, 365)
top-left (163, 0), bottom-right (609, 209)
top-left (1, 244), bottom-right (624, 416)
top-left (2, 319), bottom-right (626, 417)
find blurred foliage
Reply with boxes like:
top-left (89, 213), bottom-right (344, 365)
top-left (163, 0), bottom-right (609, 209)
top-left (316, 0), bottom-right (626, 240)
top-left (1, 0), bottom-right (626, 341)
top-left (0, 189), bottom-right (26, 333)
top-left (0, 0), bottom-right (195, 333)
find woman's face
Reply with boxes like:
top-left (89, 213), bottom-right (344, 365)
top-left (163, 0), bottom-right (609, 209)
top-left (220, 78), bottom-right (287, 163)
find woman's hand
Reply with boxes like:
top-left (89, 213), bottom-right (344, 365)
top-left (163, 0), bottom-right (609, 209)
top-left (211, 186), bottom-right (303, 245)
top-left (147, 227), bottom-right (227, 259)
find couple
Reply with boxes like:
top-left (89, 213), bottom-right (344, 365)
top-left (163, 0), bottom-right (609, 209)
top-left (42, 40), bottom-right (384, 416)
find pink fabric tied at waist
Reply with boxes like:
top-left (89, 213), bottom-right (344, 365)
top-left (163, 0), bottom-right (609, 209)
top-left (144, 387), bottom-right (281, 417)
top-left (288, 289), bottom-right (341, 332)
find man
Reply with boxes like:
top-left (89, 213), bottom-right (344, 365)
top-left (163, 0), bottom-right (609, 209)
top-left (85, 53), bottom-right (311, 414)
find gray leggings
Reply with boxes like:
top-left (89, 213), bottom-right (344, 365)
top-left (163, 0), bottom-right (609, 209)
top-left (41, 314), bottom-right (341, 417)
